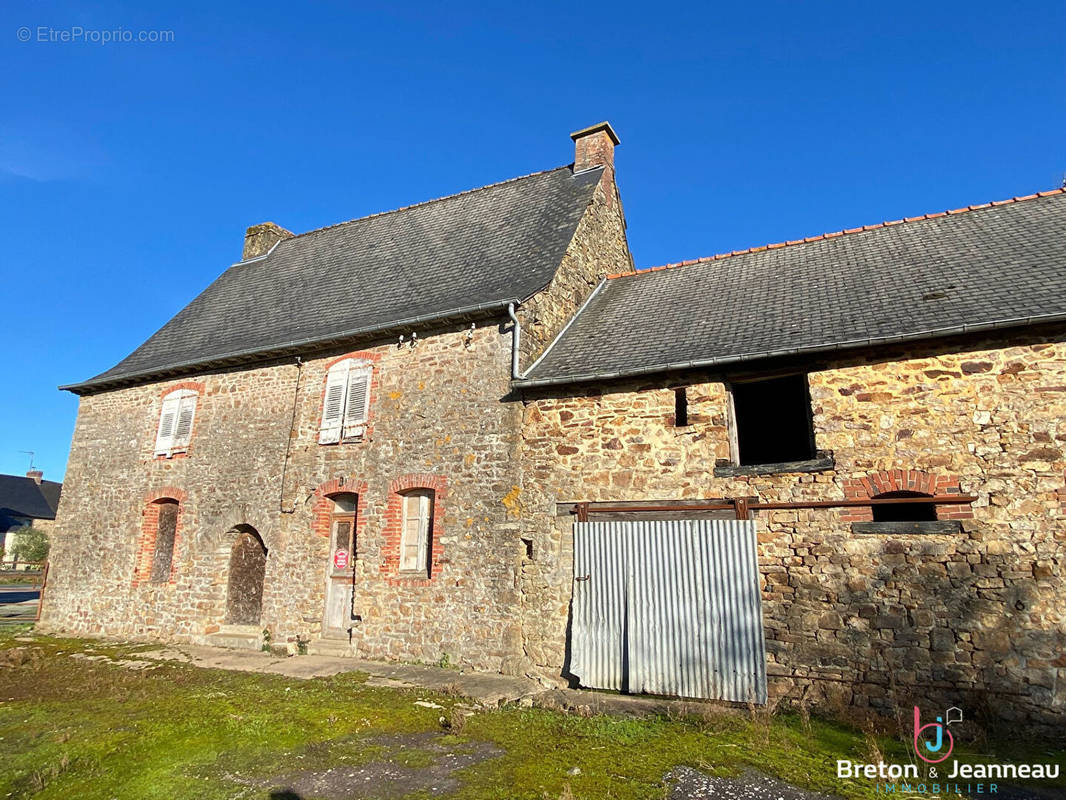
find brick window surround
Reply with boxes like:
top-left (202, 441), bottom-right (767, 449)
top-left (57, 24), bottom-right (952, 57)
top-left (310, 477), bottom-right (369, 546)
top-left (841, 470), bottom-right (974, 523)
top-left (133, 487), bottom-right (187, 585)
top-left (316, 351), bottom-right (382, 444)
top-left (382, 474), bottom-right (448, 585)
top-left (153, 381), bottom-right (205, 460)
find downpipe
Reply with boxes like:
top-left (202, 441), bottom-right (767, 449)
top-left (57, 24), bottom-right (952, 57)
top-left (507, 302), bottom-right (522, 380)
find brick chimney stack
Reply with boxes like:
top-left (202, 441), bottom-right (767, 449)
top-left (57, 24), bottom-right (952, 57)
top-left (570, 121), bottom-right (620, 174)
top-left (242, 222), bottom-right (294, 260)
top-left (26, 469), bottom-right (43, 484)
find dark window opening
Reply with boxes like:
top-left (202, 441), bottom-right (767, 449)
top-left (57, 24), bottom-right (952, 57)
top-left (872, 491), bottom-right (938, 522)
top-left (674, 388), bottom-right (689, 427)
top-left (150, 500), bottom-right (179, 583)
top-left (521, 537), bottom-right (534, 561)
top-left (731, 374), bottom-right (816, 466)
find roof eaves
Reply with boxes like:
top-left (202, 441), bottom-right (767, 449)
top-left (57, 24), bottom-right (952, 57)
top-left (63, 298), bottom-right (521, 395)
top-left (513, 311), bottom-right (1066, 390)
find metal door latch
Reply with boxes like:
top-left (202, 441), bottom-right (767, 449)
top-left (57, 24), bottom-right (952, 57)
top-left (574, 574), bottom-right (591, 582)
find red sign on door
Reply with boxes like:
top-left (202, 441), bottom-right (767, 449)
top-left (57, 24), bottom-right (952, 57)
top-left (333, 549), bottom-right (349, 570)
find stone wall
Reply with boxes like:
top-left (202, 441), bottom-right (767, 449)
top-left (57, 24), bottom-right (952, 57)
top-left (517, 333), bottom-right (1066, 730)
top-left (42, 321), bottom-right (532, 670)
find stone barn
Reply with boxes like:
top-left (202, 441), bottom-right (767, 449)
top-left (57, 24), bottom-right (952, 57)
top-left (43, 122), bottom-right (1066, 732)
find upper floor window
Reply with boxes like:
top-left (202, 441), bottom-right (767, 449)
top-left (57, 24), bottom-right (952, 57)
top-left (730, 374), bottom-right (815, 466)
top-left (400, 489), bottom-right (434, 574)
top-left (319, 359), bottom-right (372, 444)
top-left (155, 389), bottom-right (198, 456)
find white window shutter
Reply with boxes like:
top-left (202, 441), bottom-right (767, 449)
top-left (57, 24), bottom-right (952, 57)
top-left (415, 493), bottom-right (431, 572)
top-left (173, 395), bottom-right (197, 449)
top-left (342, 367), bottom-right (372, 438)
top-left (319, 363), bottom-right (349, 444)
top-left (401, 493), bottom-right (429, 571)
top-left (154, 395), bottom-right (181, 455)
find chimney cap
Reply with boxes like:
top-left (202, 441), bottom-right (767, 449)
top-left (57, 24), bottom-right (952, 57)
top-left (26, 469), bottom-right (43, 484)
top-left (570, 121), bottom-right (620, 146)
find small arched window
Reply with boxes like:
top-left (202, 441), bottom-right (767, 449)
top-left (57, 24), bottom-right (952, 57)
top-left (400, 489), bottom-right (434, 574)
top-left (872, 491), bottom-right (937, 522)
top-left (319, 359), bottom-right (372, 444)
top-left (155, 389), bottom-right (198, 456)
top-left (150, 500), bottom-right (179, 583)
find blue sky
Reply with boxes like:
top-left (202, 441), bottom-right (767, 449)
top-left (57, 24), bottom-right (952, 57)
top-left (2, 1), bottom-right (1064, 481)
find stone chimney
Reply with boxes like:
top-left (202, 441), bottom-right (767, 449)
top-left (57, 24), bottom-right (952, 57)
top-left (570, 121), bottom-right (620, 174)
top-left (242, 222), bottom-right (294, 260)
top-left (26, 469), bottom-right (43, 484)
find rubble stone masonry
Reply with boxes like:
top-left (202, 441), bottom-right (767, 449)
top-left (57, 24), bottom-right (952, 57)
top-left (43, 323), bottom-right (538, 669)
top-left (518, 332), bottom-right (1066, 730)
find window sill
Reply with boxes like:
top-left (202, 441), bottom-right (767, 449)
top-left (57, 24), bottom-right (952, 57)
top-left (317, 435), bottom-right (366, 446)
top-left (713, 454), bottom-right (835, 478)
top-left (851, 521), bottom-right (962, 535)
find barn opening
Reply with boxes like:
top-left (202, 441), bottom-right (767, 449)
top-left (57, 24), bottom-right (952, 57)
top-left (872, 491), bottom-right (938, 522)
top-left (225, 525), bottom-right (267, 625)
top-left (731, 374), bottom-right (816, 466)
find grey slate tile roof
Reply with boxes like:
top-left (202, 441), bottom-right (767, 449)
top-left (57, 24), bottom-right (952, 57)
top-left (0, 475), bottom-right (62, 522)
top-left (65, 165), bottom-right (603, 393)
top-left (521, 190), bottom-right (1066, 386)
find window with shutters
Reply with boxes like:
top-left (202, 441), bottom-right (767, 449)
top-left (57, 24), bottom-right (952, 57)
top-left (399, 490), bottom-right (434, 574)
top-left (319, 358), bottom-right (373, 444)
top-left (155, 389), bottom-right (199, 456)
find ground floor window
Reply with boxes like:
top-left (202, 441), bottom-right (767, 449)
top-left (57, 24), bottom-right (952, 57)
top-left (149, 500), bottom-right (179, 583)
top-left (400, 490), bottom-right (434, 574)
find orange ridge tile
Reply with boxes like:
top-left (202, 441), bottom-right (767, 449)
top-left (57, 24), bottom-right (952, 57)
top-left (613, 187), bottom-right (1065, 280)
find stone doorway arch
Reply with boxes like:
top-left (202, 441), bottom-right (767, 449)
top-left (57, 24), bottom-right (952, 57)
top-left (225, 525), bottom-right (267, 625)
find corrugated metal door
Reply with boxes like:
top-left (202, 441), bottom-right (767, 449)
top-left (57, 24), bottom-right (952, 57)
top-left (570, 520), bottom-right (767, 703)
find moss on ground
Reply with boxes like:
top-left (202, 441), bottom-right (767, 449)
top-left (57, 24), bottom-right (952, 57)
top-left (0, 631), bottom-right (1061, 800)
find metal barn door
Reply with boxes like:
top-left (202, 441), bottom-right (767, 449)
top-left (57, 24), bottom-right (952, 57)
top-left (570, 520), bottom-right (767, 703)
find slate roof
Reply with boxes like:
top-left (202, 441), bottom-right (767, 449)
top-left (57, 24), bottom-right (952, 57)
top-left (520, 189), bottom-right (1066, 387)
top-left (0, 475), bottom-right (62, 521)
top-left (65, 165), bottom-right (603, 394)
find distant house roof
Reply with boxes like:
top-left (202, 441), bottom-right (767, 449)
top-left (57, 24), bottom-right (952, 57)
top-left (0, 475), bottom-right (62, 524)
top-left (64, 165), bottom-right (604, 394)
top-left (519, 189), bottom-right (1066, 387)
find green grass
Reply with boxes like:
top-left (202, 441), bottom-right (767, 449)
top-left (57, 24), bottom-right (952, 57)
top-left (0, 630), bottom-right (1061, 800)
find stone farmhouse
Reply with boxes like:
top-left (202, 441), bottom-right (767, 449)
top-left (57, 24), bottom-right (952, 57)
top-left (44, 123), bottom-right (1066, 730)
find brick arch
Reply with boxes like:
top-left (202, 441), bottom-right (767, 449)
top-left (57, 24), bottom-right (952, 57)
top-left (382, 474), bottom-right (448, 584)
top-left (311, 477), bottom-right (369, 540)
top-left (133, 489), bottom-right (187, 586)
top-left (159, 380), bottom-right (205, 398)
top-left (842, 470), bottom-right (972, 523)
top-left (144, 486), bottom-right (188, 504)
top-left (322, 351), bottom-right (381, 371)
